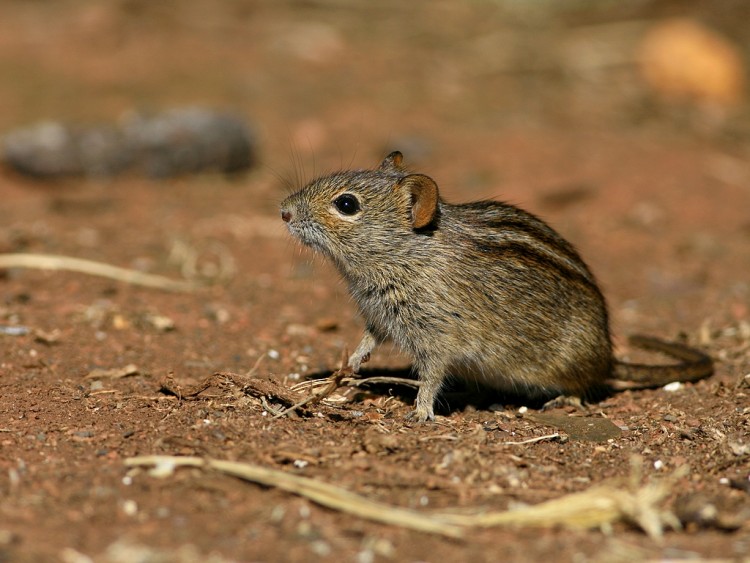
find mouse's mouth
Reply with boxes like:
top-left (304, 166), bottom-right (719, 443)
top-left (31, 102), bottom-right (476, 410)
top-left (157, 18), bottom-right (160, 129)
top-left (285, 220), bottom-right (329, 255)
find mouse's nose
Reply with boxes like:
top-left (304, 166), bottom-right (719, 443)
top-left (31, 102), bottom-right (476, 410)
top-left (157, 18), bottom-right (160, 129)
top-left (281, 209), bottom-right (292, 223)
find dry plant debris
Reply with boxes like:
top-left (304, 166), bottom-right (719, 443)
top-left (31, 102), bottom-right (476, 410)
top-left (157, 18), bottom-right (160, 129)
top-left (85, 364), bottom-right (139, 380)
top-left (125, 455), bottom-right (687, 541)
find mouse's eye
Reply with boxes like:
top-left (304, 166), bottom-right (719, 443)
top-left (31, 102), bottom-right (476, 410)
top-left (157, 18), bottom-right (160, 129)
top-left (333, 193), bottom-right (361, 216)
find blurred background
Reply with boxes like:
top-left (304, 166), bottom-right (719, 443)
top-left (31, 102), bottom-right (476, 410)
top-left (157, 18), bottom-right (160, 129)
top-left (1, 0), bottom-right (749, 173)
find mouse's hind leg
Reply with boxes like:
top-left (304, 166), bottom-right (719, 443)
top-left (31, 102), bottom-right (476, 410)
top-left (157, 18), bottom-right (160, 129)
top-left (406, 357), bottom-right (448, 422)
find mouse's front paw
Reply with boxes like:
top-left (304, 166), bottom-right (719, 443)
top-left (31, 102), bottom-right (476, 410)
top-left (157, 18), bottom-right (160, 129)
top-left (347, 352), bottom-right (370, 374)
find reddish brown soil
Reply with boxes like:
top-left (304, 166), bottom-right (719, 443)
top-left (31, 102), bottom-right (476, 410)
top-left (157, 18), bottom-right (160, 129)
top-left (0, 2), bottom-right (748, 561)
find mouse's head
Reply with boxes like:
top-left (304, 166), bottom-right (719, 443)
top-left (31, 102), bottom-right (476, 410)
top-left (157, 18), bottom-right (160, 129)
top-left (280, 152), bottom-right (440, 269)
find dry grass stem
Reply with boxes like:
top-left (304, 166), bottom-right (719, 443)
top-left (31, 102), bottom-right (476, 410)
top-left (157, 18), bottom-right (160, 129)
top-left (85, 364), bottom-right (139, 380)
top-left (0, 253), bottom-right (197, 292)
top-left (435, 462), bottom-right (687, 541)
top-left (125, 454), bottom-right (685, 541)
top-left (125, 455), bottom-right (464, 538)
top-left (501, 433), bottom-right (561, 445)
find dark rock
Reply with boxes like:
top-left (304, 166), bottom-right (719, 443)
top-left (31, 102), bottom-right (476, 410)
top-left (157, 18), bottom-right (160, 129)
top-left (121, 107), bottom-right (256, 178)
top-left (1, 107), bottom-right (256, 180)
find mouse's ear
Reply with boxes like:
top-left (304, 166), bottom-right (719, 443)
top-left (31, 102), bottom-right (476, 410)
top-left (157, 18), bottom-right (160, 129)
top-left (399, 174), bottom-right (439, 229)
top-left (379, 151), bottom-right (404, 172)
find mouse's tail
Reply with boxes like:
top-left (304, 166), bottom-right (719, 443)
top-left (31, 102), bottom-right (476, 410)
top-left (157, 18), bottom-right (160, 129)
top-left (609, 334), bottom-right (713, 390)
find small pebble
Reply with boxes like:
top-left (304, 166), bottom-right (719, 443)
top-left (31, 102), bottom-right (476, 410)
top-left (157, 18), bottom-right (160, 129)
top-left (121, 500), bottom-right (138, 517)
top-left (0, 325), bottom-right (30, 336)
top-left (310, 541), bottom-right (331, 557)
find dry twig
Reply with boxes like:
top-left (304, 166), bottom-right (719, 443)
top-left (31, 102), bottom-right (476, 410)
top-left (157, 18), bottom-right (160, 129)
top-left (345, 375), bottom-right (421, 389)
top-left (290, 374), bottom-right (421, 395)
top-left (159, 372), bottom-right (215, 399)
top-left (272, 364), bottom-right (351, 419)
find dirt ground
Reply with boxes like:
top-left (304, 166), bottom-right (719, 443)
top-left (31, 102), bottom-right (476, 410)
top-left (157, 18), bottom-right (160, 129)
top-left (1, 1), bottom-right (749, 561)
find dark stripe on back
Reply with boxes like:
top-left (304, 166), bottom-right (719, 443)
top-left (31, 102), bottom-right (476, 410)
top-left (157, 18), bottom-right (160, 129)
top-left (483, 218), bottom-right (585, 267)
top-left (458, 201), bottom-right (595, 284)
top-left (471, 239), bottom-right (601, 295)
